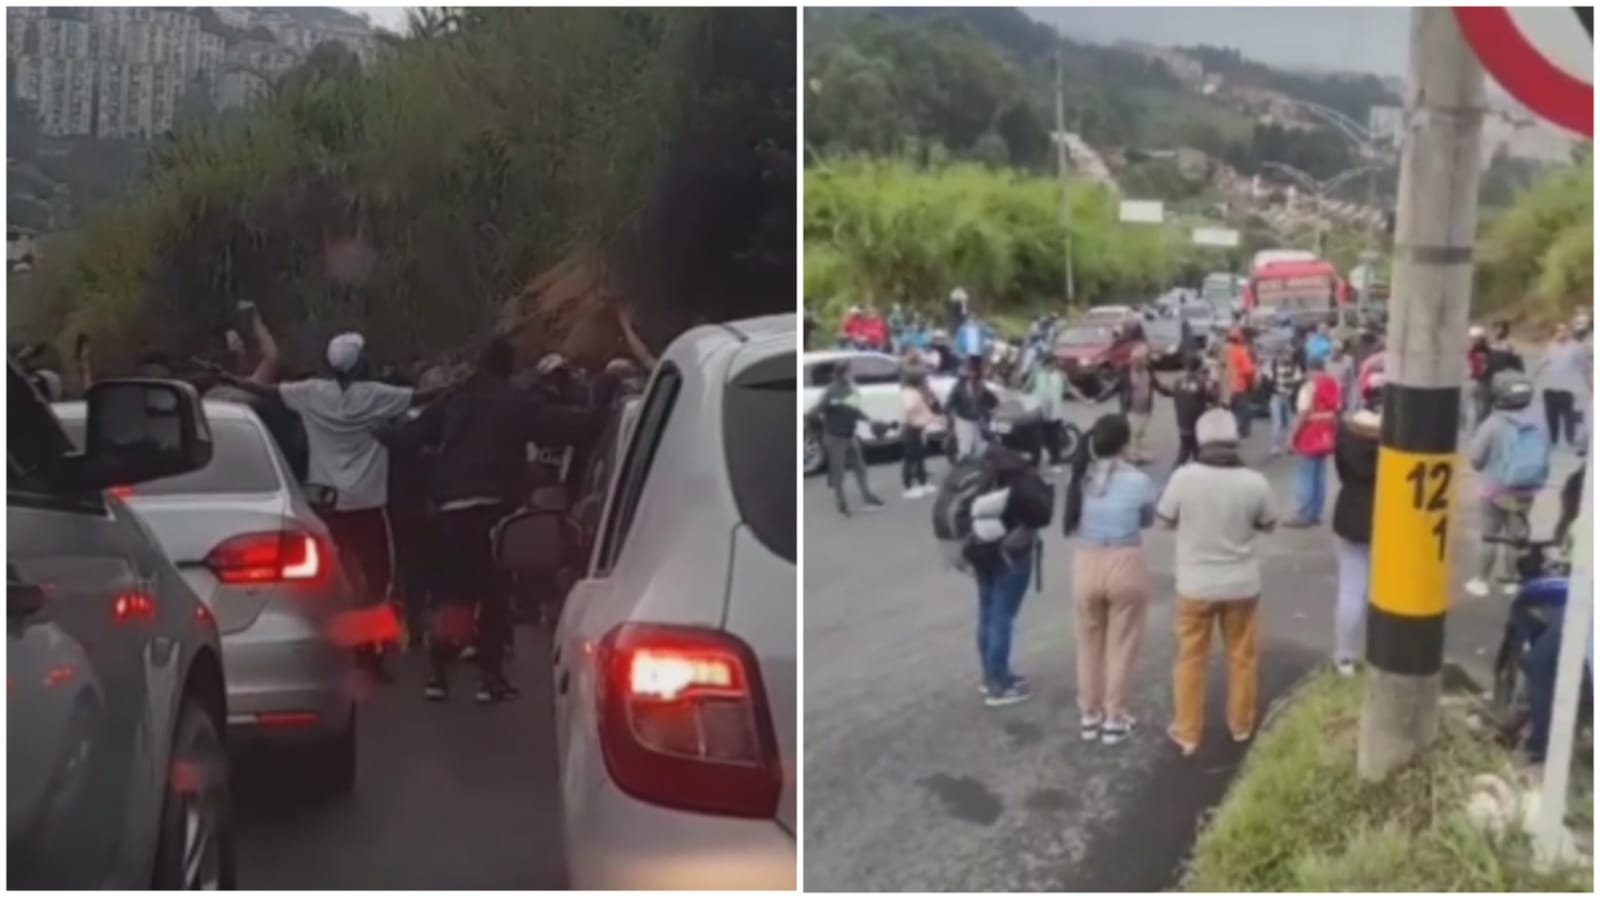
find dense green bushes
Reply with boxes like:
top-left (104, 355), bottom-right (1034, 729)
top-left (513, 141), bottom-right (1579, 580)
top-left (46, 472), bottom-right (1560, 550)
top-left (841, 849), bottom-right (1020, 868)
top-left (36, 8), bottom-right (793, 371)
top-left (1473, 155), bottom-right (1592, 321)
top-left (804, 158), bottom-right (1222, 325)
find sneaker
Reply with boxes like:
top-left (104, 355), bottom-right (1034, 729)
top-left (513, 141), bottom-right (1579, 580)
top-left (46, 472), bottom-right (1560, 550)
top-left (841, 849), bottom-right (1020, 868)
top-left (1231, 729), bottom-right (1254, 744)
top-left (476, 678), bottom-right (522, 704)
top-left (1080, 714), bottom-right (1104, 741)
top-left (423, 677), bottom-right (448, 701)
top-left (864, 500), bottom-right (886, 512)
top-left (984, 682), bottom-right (1034, 708)
top-left (1102, 717), bottom-right (1137, 746)
top-left (1335, 659), bottom-right (1357, 677)
top-left (903, 489), bottom-right (920, 500)
top-left (460, 644), bottom-right (478, 661)
top-left (1464, 578), bottom-right (1490, 598)
top-left (1167, 725), bottom-right (1199, 757)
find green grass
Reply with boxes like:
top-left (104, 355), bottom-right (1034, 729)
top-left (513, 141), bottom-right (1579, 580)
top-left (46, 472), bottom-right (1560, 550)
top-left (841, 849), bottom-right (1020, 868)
top-left (1132, 88), bottom-right (1256, 147)
top-left (1181, 671), bottom-right (1593, 892)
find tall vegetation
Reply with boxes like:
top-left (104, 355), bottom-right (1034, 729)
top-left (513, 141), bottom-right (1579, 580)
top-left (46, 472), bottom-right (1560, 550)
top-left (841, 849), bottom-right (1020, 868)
top-left (804, 159), bottom-right (1222, 324)
top-left (1473, 154), bottom-right (1593, 320)
top-left (36, 7), bottom-right (794, 371)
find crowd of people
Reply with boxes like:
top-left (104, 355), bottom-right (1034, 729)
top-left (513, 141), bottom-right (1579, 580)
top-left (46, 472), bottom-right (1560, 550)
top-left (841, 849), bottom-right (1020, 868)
top-left (19, 308), bottom-right (634, 704)
top-left (809, 288), bottom-right (1591, 764)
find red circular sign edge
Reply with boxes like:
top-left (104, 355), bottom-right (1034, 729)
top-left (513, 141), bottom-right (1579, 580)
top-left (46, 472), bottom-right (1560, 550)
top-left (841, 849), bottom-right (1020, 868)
top-left (1454, 6), bottom-right (1592, 137)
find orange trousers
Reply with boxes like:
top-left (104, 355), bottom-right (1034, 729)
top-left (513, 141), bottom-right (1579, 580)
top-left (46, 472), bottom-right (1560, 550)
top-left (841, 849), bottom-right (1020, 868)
top-left (1170, 595), bottom-right (1260, 747)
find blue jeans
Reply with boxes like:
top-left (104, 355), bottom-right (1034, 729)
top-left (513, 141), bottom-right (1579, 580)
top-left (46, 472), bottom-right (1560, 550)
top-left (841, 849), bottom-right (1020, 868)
top-left (1295, 453), bottom-right (1327, 523)
top-left (1333, 538), bottom-right (1369, 663)
top-left (975, 552), bottom-right (1033, 692)
top-left (1269, 394), bottom-right (1295, 453)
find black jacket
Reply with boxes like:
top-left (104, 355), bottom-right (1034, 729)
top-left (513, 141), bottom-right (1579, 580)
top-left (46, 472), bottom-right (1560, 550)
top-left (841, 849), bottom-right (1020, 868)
top-left (1156, 372), bottom-right (1214, 433)
top-left (808, 382), bottom-right (870, 438)
top-left (392, 371), bottom-right (600, 506)
top-left (1332, 413), bottom-right (1380, 544)
top-left (946, 377), bottom-right (998, 422)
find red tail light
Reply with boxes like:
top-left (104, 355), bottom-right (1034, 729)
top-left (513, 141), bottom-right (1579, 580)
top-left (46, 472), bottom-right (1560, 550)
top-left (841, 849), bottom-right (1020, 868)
top-left (107, 485), bottom-right (135, 499)
top-left (112, 591), bottom-right (156, 623)
top-left (206, 532), bottom-right (325, 585)
top-left (595, 623), bottom-right (781, 819)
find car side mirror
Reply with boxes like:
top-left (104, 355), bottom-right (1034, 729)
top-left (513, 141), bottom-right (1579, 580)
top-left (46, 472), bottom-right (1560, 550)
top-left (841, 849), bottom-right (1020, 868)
top-left (77, 379), bottom-right (211, 490)
top-left (493, 509), bottom-right (565, 574)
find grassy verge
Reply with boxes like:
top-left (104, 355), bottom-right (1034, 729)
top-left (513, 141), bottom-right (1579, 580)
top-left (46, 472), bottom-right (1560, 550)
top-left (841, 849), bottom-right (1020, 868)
top-left (1181, 671), bottom-right (1593, 892)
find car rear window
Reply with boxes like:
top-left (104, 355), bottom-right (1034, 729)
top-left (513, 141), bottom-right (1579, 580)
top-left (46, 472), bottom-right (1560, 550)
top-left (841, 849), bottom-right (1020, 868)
top-left (723, 351), bottom-right (796, 564)
top-left (60, 416), bottom-right (281, 496)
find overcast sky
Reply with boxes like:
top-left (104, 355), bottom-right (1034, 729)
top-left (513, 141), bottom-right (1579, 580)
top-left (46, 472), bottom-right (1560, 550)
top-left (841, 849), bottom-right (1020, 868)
top-left (1023, 7), bottom-right (1411, 77)
top-left (344, 6), bottom-right (411, 33)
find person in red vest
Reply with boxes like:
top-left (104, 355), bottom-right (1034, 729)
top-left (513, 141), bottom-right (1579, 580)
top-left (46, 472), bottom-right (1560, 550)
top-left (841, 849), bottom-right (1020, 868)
top-left (1285, 355), bottom-right (1342, 527)
top-left (862, 306), bottom-right (890, 351)
top-left (840, 306), bottom-right (869, 349)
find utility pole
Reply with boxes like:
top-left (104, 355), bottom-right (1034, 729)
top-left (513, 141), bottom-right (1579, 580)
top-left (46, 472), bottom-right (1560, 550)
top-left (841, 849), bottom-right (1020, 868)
top-left (1359, 8), bottom-right (1486, 781)
top-left (1054, 46), bottom-right (1075, 305)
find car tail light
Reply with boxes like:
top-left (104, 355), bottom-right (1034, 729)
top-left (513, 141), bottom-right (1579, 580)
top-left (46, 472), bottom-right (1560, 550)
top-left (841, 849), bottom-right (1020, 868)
top-left (595, 623), bottom-right (782, 819)
top-left (107, 485), bottom-right (135, 499)
top-left (206, 532), bottom-right (325, 586)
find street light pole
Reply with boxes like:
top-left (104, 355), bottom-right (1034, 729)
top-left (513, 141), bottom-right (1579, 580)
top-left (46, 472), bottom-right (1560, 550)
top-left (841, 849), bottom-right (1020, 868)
top-left (1358, 6), bottom-right (1486, 781)
top-left (1054, 46), bottom-right (1075, 305)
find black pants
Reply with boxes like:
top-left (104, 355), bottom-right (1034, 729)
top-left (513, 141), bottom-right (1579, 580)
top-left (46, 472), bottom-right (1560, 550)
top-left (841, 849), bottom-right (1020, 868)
top-left (1544, 389), bottom-right (1578, 447)
top-left (1176, 432), bottom-right (1199, 467)
top-left (325, 506), bottom-right (396, 669)
top-left (431, 502), bottom-right (517, 682)
top-left (902, 426), bottom-right (928, 489)
top-left (1230, 393), bottom-right (1253, 439)
top-left (1043, 419), bottom-right (1068, 463)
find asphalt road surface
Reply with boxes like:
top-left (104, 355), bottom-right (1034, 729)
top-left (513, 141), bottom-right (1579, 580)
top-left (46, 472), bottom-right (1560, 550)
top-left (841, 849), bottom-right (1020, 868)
top-left (233, 626), bottom-right (565, 890)
top-left (803, 393), bottom-right (1580, 892)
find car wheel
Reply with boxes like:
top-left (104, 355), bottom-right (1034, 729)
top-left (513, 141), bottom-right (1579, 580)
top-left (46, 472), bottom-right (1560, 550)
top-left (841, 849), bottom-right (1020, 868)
top-left (803, 430), bottom-right (825, 476)
top-left (152, 699), bottom-right (237, 889)
top-left (309, 709), bottom-right (357, 798)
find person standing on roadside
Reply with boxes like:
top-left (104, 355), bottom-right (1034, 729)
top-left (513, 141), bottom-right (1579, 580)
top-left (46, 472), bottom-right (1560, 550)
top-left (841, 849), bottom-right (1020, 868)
top-left (1266, 345), bottom-right (1303, 457)
top-left (1155, 352), bottom-right (1216, 467)
top-left (1157, 409), bottom-right (1277, 756)
top-left (947, 355), bottom-right (999, 461)
top-left (1027, 355), bottom-right (1081, 469)
top-left (1330, 369), bottom-right (1384, 675)
top-left (394, 338), bottom-right (599, 702)
top-left (1533, 323), bottom-right (1588, 451)
top-left (1304, 321), bottom-right (1333, 368)
top-left (808, 363), bottom-right (885, 516)
top-left (1465, 370), bottom-right (1548, 597)
top-left (1062, 414), bottom-right (1156, 745)
top-left (218, 332), bottom-right (454, 681)
top-left (1284, 356), bottom-right (1341, 528)
top-left (1222, 329), bottom-right (1257, 440)
top-left (900, 361), bottom-right (939, 499)
top-left (1110, 345), bottom-right (1157, 464)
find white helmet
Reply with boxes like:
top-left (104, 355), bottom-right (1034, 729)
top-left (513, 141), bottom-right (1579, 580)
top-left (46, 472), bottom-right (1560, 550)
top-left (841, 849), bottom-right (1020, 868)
top-left (950, 287), bottom-right (969, 304)
top-left (1469, 325), bottom-right (1486, 340)
top-left (535, 352), bottom-right (569, 377)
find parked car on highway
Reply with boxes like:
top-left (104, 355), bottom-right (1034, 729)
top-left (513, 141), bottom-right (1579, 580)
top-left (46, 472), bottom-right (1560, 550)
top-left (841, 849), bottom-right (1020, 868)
top-left (1142, 317), bottom-right (1188, 371)
top-left (1052, 324), bottom-right (1136, 396)
top-left (801, 350), bottom-right (951, 476)
top-left (495, 314), bottom-right (795, 889)
top-left (9, 365), bottom-right (235, 888)
top-left (53, 398), bottom-right (361, 796)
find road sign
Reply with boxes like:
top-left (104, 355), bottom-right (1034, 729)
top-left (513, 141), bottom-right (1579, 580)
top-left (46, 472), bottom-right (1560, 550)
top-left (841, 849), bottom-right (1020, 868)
top-left (1118, 199), bottom-right (1164, 224)
top-left (1191, 227), bottom-right (1240, 248)
top-left (1454, 7), bottom-right (1593, 137)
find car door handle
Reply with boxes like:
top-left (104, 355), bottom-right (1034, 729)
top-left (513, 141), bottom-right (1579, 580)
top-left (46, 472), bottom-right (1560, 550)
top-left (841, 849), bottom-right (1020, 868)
top-left (7, 579), bottom-right (47, 619)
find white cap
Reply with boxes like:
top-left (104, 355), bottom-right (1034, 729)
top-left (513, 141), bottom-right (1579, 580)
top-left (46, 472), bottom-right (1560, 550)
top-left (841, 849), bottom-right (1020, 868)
top-left (1196, 408), bottom-right (1240, 446)
top-left (326, 332), bottom-right (365, 372)
top-left (950, 287), bottom-right (969, 303)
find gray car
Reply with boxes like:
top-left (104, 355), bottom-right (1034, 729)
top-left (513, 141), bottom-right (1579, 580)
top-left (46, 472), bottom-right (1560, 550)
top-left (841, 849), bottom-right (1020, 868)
top-left (9, 364), bottom-right (233, 888)
top-left (54, 400), bottom-right (360, 795)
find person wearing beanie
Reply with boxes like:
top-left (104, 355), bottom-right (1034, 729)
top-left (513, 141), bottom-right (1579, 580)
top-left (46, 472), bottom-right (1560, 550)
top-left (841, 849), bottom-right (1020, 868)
top-left (1156, 408), bottom-right (1277, 755)
top-left (1330, 370), bottom-right (1385, 675)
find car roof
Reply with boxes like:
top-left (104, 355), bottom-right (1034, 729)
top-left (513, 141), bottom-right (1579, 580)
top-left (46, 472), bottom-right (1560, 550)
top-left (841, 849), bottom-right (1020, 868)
top-left (52, 398), bottom-right (262, 422)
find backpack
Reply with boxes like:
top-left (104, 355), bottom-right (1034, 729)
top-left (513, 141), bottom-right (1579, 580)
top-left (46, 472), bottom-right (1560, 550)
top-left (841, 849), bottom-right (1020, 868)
top-left (932, 448), bottom-right (1053, 569)
top-left (1491, 418), bottom-right (1550, 491)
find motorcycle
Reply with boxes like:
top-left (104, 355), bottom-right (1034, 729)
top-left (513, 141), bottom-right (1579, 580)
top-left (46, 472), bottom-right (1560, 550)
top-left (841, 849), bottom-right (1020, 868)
top-left (1486, 534), bottom-right (1578, 742)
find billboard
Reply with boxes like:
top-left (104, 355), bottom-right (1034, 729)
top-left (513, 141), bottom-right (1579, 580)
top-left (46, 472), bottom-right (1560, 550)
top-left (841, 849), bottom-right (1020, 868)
top-left (1191, 227), bottom-right (1241, 248)
top-left (1118, 200), bottom-right (1165, 224)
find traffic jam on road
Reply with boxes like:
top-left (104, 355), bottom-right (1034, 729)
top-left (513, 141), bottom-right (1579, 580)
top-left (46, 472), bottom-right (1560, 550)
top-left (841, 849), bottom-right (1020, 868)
top-left (803, 259), bottom-right (1591, 889)
top-left (9, 313), bottom-right (798, 890)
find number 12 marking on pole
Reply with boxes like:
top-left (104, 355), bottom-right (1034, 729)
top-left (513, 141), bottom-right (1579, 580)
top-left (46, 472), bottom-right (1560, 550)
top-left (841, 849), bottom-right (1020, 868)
top-left (1372, 450), bottom-right (1457, 617)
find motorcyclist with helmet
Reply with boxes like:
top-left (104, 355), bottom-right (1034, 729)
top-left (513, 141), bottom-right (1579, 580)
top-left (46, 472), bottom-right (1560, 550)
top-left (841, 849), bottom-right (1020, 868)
top-left (1466, 369), bottom-right (1549, 598)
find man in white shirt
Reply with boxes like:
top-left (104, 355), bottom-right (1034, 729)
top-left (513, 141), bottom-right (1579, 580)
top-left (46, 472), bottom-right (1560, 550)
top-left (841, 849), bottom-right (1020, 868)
top-left (1535, 324), bottom-right (1591, 452)
top-left (221, 332), bottom-right (452, 679)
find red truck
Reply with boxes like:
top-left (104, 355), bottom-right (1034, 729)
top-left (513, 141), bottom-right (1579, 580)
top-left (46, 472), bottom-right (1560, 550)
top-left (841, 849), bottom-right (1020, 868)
top-left (1240, 258), bottom-right (1349, 328)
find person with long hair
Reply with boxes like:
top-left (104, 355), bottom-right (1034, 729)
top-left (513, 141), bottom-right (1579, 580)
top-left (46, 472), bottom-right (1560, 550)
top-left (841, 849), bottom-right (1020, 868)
top-left (900, 358), bottom-right (938, 498)
top-left (1062, 414), bottom-right (1157, 745)
top-left (1330, 369), bottom-right (1384, 675)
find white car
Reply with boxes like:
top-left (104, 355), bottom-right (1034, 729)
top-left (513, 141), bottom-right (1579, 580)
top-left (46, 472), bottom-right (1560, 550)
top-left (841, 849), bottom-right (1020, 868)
top-left (498, 314), bottom-right (795, 889)
top-left (801, 350), bottom-right (953, 475)
top-left (1082, 304), bottom-right (1137, 327)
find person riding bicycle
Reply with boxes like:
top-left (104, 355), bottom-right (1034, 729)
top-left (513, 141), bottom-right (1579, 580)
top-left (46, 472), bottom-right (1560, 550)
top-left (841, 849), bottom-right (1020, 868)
top-left (1466, 369), bottom-right (1550, 598)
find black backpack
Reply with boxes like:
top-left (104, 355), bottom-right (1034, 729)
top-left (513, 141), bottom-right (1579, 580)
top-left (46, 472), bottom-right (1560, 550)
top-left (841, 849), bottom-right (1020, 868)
top-left (932, 446), bottom-right (1053, 569)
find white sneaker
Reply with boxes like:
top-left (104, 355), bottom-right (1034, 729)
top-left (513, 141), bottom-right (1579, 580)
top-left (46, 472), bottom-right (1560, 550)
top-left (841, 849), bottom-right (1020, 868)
top-left (1335, 659), bottom-right (1356, 677)
top-left (903, 489), bottom-right (920, 500)
top-left (1464, 578), bottom-right (1490, 598)
top-left (1080, 714), bottom-right (1104, 741)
